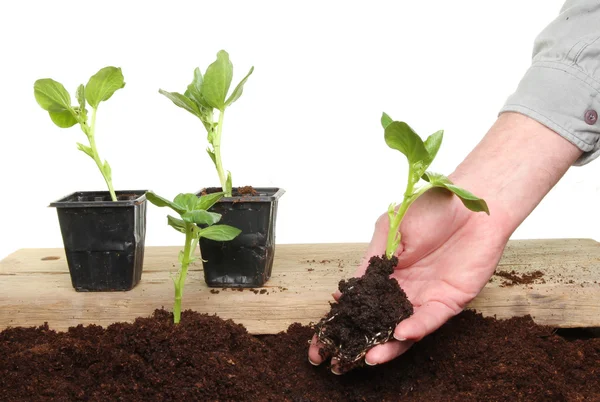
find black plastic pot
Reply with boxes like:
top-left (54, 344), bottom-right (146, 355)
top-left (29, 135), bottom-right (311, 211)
top-left (49, 190), bottom-right (148, 292)
top-left (196, 187), bottom-right (285, 288)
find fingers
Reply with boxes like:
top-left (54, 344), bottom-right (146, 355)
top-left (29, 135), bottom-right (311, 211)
top-left (364, 339), bottom-right (414, 366)
top-left (308, 334), bottom-right (327, 366)
top-left (326, 339), bottom-right (415, 373)
top-left (330, 358), bottom-right (343, 375)
top-left (394, 301), bottom-right (457, 342)
top-left (308, 336), bottom-right (344, 376)
top-left (310, 336), bottom-right (415, 372)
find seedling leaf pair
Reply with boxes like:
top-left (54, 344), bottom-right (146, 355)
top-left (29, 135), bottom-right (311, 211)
top-left (383, 116), bottom-right (444, 181)
top-left (34, 67), bottom-right (125, 201)
top-left (159, 50), bottom-right (253, 196)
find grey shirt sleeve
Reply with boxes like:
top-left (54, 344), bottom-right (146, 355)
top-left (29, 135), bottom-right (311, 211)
top-left (499, 0), bottom-right (600, 165)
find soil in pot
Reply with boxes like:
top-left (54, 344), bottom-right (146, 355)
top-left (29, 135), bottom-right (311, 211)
top-left (314, 255), bottom-right (413, 371)
top-left (236, 185), bottom-right (258, 196)
top-left (1, 309), bottom-right (599, 401)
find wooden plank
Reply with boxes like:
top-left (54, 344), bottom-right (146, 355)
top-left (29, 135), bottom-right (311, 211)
top-left (1, 239), bottom-right (599, 333)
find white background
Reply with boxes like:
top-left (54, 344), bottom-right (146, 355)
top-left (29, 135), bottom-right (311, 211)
top-left (0, 0), bottom-right (597, 260)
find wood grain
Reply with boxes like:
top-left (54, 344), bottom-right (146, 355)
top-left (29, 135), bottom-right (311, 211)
top-left (1, 239), bottom-right (599, 333)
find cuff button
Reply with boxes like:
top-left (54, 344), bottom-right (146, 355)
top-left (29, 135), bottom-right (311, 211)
top-left (584, 109), bottom-right (598, 125)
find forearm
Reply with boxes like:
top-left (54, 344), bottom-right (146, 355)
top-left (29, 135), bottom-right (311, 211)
top-left (449, 112), bottom-right (582, 237)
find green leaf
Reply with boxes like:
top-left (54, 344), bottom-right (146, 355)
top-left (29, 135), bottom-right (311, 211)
top-left (198, 224), bottom-right (241, 241)
top-left (85, 66), bottom-right (125, 108)
top-left (422, 172), bottom-right (489, 214)
top-left (424, 130), bottom-right (444, 165)
top-left (185, 67), bottom-right (212, 109)
top-left (181, 210), bottom-right (222, 226)
top-left (76, 142), bottom-right (94, 158)
top-left (167, 215), bottom-right (187, 233)
top-left (102, 161), bottom-right (112, 181)
top-left (387, 202), bottom-right (396, 221)
top-left (146, 191), bottom-right (186, 215)
top-left (201, 119), bottom-right (213, 133)
top-left (158, 89), bottom-right (201, 117)
top-left (225, 66), bottom-right (254, 107)
top-left (207, 148), bottom-right (217, 167)
top-left (76, 84), bottom-right (86, 110)
top-left (207, 127), bottom-right (216, 144)
top-left (173, 193), bottom-right (200, 212)
top-left (201, 50), bottom-right (233, 111)
top-left (187, 68), bottom-right (203, 100)
top-left (49, 110), bottom-right (77, 128)
top-left (196, 192), bottom-right (224, 211)
top-left (225, 171), bottom-right (232, 196)
top-left (34, 79), bottom-right (72, 112)
top-left (381, 112), bottom-right (393, 129)
top-left (384, 121), bottom-right (429, 166)
top-left (75, 86), bottom-right (87, 122)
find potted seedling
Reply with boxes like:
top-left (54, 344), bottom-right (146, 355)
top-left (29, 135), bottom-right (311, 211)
top-left (145, 191), bottom-right (241, 323)
top-left (34, 67), bottom-right (148, 292)
top-left (314, 113), bottom-right (490, 371)
top-left (159, 50), bottom-right (285, 288)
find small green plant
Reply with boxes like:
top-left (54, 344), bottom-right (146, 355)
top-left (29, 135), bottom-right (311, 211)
top-left (159, 50), bottom-right (253, 197)
top-left (381, 113), bottom-right (489, 259)
top-left (146, 191), bottom-right (241, 323)
top-left (34, 67), bottom-right (126, 201)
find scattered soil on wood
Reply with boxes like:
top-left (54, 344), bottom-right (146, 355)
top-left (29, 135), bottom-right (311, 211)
top-left (495, 269), bottom-right (545, 286)
top-left (314, 255), bottom-right (414, 371)
top-left (1, 309), bottom-right (599, 401)
top-left (302, 258), bottom-right (349, 270)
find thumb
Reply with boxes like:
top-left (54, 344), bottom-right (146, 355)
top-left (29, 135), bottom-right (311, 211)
top-left (393, 301), bottom-right (458, 342)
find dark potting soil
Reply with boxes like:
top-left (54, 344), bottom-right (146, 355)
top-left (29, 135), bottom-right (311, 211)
top-left (237, 186), bottom-right (258, 196)
top-left (1, 309), bottom-right (599, 401)
top-left (201, 186), bottom-right (258, 197)
top-left (314, 255), bottom-right (414, 371)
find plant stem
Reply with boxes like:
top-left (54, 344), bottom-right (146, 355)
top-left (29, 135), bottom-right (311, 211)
top-left (385, 167), bottom-right (433, 259)
top-left (173, 223), bottom-right (194, 324)
top-left (214, 110), bottom-right (230, 196)
top-left (87, 108), bottom-right (117, 201)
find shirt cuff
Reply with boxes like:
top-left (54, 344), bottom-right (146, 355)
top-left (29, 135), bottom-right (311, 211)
top-left (499, 61), bottom-right (600, 166)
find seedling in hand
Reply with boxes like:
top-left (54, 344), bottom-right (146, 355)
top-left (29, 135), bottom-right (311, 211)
top-left (315, 114), bottom-right (490, 372)
top-left (34, 67), bottom-right (126, 201)
top-left (381, 113), bottom-right (489, 259)
top-left (146, 191), bottom-right (241, 323)
top-left (159, 50), bottom-right (253, 197)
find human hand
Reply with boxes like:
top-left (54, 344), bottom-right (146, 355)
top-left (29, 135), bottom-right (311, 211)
top-left (309, 112), bottom-right (582, 374)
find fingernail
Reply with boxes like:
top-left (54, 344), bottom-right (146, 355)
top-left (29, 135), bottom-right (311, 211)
top-left (331, 366), bottom-right (343, 375)
top-left (394, 333), bottom-right (407, 342)
top-left (364, 358), bottom-right (377, 366)
top-left (308, 356), bottom-right (320, 366)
